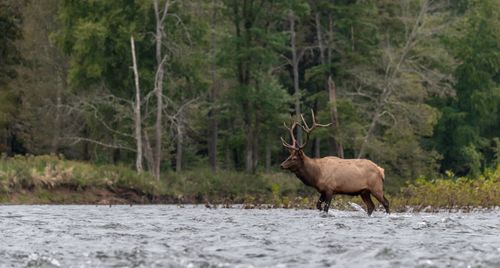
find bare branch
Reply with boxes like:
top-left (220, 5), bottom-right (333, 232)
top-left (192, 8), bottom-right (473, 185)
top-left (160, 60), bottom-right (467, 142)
top-left (154, 54), bottom-right (168, 93)
top-left (63, 137), bottom-right (136, 152)
top-left (167, 13), bottom-right (192, 46)
top-left (82, 100), bottom-right (134, 138)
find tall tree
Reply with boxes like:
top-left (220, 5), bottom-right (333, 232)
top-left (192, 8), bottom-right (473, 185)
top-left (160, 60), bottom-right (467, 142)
top-left (130, 36), bottom-right (143, 172)
top-left (55, 0), bottom-right (153, 165)
top-left (0, 0), bottom-right (23, 155)
top-left (55, 0), bottom-right (200, 177)
top-left (432, 0), bottom-right (500, 175)
top-left (351, 0), bottom-right (453, 179)
top-left (285, 1), bottom-right (310, 145)
top-left (222, 0), bottom-right (289, 172)
top-left (152, 0), bottom-right (170, 179)
top-left (312, 2), bottom-right (344, 158)
top-left (208, 0), bottom-right (220, 172)
top-left (11, 0), bottom-right (73, 156)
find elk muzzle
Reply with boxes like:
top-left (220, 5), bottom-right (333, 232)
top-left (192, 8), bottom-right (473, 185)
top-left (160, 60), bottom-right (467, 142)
top-left (280, 155), bottom-right (294, 169)
top-left (280, 160), bottom-right (287, 169)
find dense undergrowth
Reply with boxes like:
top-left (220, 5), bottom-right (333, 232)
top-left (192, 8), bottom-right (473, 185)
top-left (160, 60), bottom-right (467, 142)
top-left (0, 155), bottom-right (499, 211)
top-left (389, 168), bottom-right (500, 211)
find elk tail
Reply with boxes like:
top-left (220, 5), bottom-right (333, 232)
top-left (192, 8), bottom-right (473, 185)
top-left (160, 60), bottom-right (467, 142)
top-left (378, 167), bottom-right (385, 181)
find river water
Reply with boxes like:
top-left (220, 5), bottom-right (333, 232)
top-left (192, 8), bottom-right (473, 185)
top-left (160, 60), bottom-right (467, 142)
top-left (0, 205), bottom-right (499, 267)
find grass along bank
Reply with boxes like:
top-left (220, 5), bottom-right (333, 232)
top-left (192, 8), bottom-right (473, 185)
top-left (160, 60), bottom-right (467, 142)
top-left (0, 155), bottom-right (311, 205)
top-left (0, 155), bottom-right (499, 211)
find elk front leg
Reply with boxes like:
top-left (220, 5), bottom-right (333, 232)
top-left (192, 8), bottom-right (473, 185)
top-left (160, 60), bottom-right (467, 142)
top-left (361, 191), bottom-right (375, 216)
top-left (323, 192), bottom-right (334, 213)
top-left (316, 193), bottom-right (325, 211)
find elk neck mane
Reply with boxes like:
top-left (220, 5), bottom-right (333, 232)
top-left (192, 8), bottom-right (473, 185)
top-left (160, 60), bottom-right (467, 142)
top-left (291, 154), bottom-right (320, 187)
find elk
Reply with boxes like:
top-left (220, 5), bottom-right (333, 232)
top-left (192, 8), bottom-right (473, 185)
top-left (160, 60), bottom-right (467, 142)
top-left (280, 111), bottom-right (389, 215)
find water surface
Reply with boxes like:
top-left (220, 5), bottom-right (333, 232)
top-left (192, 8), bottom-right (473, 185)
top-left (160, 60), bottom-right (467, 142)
top-left (0, 205), bottom-right (499, 267)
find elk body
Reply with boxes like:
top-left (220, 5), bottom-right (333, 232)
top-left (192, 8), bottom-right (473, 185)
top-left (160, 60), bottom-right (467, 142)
top-left (280, 112), bottom-right (389, 215)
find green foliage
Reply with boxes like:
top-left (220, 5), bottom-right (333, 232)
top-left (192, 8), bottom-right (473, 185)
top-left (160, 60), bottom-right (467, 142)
top-left (392, 165), bottom-right (500, 210)
top-left (330, 0), bottom-right (454, 182)
top-left (0, 0), bottom-right (22, 86)
top-left (56, 0), bottom-right (153, 93)
top-left (432, 0), bottom-right (500, 176)
top-left (2, 0), bottom-right (499, 190)
top-left (0, 0), bottom-right (23, 131)
top-left (218, 0), bottom-right (293, 170)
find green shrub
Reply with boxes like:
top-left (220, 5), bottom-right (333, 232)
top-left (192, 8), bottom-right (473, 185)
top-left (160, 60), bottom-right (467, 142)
top-left (391, 165), bottom-right (500, 210)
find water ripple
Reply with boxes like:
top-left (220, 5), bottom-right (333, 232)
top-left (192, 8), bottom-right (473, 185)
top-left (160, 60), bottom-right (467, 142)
top-left (0, 205), bottom-right (498, 267)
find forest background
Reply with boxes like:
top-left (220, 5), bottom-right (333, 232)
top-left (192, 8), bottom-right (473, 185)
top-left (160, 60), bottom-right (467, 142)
top-left (0, 0), bottom-right (499, 207)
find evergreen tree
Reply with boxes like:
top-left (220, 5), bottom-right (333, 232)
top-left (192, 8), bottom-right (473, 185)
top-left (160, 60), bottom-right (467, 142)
top-left (433, 0), bottom-right (500, 175)
top-left (0, 0), bottom-right (24, 154)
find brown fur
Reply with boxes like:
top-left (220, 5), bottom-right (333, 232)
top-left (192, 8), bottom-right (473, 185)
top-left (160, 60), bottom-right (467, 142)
top-left (281, 150), bottom-right (389, 215)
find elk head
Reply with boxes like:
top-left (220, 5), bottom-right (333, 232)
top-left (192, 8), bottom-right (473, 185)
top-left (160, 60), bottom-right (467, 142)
top-left (280, 110), bottom-right (331, 171)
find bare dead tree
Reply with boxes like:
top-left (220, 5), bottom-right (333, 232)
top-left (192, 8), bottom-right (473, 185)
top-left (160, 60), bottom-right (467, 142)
top-left (152, 0), bottom-right (172, 180)
top-left (130, 35), bottom-right (143, 173)
top-left (61, 93), bottom-right (136, 154)
top-left (356, 0), bottom-right (434, 158)
top-left (175, 115), bottom-right (184, 172)
top-left (50, 66), bottom-right (67, 154)
top-left (167, 97), bottom-right (198, 172)
top-left (288, 9), bottom-right (303, 143)
top-left (208, 0), bottom-right (218, 172)
top-left (315, 11), bottom-right (344, 158)
top-left (65, 137), bottom-right (136, 152)
top-left (143, 129), bottom-right (155, 172)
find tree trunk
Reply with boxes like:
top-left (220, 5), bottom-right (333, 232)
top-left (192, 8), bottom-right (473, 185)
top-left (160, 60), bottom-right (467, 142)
top-left (143, 130), bottom-right (154, 172)
top-left (152, 0), bottom-right (170, 180)
top-left (208, 0), bottom-right (218, 172)
top-left (327, 14), bottom-right (333, 70)
top-left (314, 137), bottom-right (321, 158)
top-left (232, 0), bottom-right (255, 173)
top-left (130, 36), bottom-right (143, 173)
top-left (176, 124), bottom-right (183, 172)
top-left (328, 76), bottom-right (344, 158)
top-left (252, 111), bottom-right (260, 172)
top-left (81, 126), bottom-right (90, 161)
top-left (265, 144), bottom-right (271, 172)
top-left (357, 106), bottom-right (381, 159)
top-left (316, 11), bottom-right (344, 158)
top-left (245, 125), bottom-right (253, 172)
top-left (315, 12), bottom-right (326, 64)
top-left (289, 10), bottom-right (302, 143)
top-left (225, 146), bottom-right (232, 169)
top-left (51, 76), bottom-right (63, 154)
top-left (112, 148), bottom-right (121, 164)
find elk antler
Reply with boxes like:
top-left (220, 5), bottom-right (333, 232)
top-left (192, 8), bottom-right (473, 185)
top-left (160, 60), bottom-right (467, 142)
top-left (281, 121), bottom-right (299, 150)
top-left (297, 109), bottom-right (331, 149)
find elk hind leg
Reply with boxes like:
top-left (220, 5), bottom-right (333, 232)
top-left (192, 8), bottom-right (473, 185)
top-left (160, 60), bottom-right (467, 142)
top-left (316, 193), bottom-right (325, 211)
top-left (372, 190), bottom-right (390, 214)
top-left (360, 191), bottom-right (375, 216)
top-left (323, 192), bottom-right (333, 213)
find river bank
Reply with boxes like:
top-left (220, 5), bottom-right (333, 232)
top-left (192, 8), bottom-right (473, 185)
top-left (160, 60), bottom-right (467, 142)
top-left (1, 155), bottom-right (499, 212)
